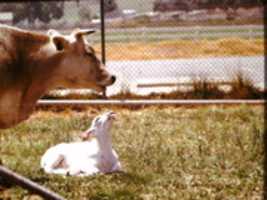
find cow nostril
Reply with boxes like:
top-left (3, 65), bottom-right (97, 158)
top-left (111, 75), bottom-right (116, 84)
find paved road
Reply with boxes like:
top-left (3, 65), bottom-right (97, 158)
top-left (49, 56), bottom-right (264, 97)
top-left (106, 56), bottom-right (264, 95)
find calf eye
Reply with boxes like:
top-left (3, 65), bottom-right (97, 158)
top-left (94, 117), bottom-right (101, 125)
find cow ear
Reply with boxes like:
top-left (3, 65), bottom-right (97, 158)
top-left (52, 36), bottom-right (69, 51)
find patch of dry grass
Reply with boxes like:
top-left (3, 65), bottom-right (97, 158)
top-left (109, 18), bottom-right (263, 29)
top-left (94, 38), bottom-right (263, 60)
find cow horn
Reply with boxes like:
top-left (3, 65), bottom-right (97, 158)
top-left (74, 29), bottom-right (96, 39)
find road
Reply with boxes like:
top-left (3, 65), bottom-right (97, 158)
top-left (105, 56), bottom-right (264, 96)
top-left (49, 56), bottom-right (264, 97)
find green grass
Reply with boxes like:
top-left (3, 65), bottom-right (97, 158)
top-left (0, 105), bottom-right (264, 200)
top-left (88, 27), bottom-right (263, 43)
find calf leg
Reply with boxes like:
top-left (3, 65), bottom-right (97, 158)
top-left (42, 154), bottom-right (67, 174)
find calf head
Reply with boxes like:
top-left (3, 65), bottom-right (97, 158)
top-left (81, 111), bottom-right (116, 140)
top-left (48, 29), bottom-right (115, 92)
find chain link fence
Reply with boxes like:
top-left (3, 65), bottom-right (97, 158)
top-left (0, 0), bottom-right (264, 100)
top-left (101, 0), bottom-right (264, 99)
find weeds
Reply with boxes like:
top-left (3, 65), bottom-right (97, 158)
top-left (43, 73), bottom-right (265, 100)
top-left (228, 72), bottom-right (263, 99)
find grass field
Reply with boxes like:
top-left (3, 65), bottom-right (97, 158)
top-left (0, 105), bottom-right (264, 199)
top-left (93, 38), bottom-right (263, 60)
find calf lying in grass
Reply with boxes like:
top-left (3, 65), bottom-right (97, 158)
top-left (40, 111), bottom-right (121, 176)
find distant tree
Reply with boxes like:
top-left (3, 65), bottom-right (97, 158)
top-left (104, 0), bottom-right (119, 13)
top-left (0, 2), bottom-right (64, 24)
top-left (29, 2), bottom-right (64, 23)
top-left (153, 0), bottom-right (263, 12)
top-left (153, 0), bottom-right (194, 12)
top-left (79, 6), bottom-right (92, 21)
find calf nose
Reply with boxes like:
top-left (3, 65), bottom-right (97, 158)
top-left (111, 75), bottom-right (116, 84)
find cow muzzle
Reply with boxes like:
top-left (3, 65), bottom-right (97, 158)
top-left (110, 75), bottom-right (116, 85)
top-left (97, 75), bottom-right (116, 87)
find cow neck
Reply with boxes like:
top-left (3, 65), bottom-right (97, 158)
top-left (19, 51), bottom-right (64, 118)
top-left (32, 51), bottom-right (64, 81)
top-left (15, 30), bottom-right (49, 50)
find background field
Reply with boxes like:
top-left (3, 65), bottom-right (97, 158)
top-left (94, 38), bottom-right (263, 60)
top-left (0, 105), bottom-right (264, 200)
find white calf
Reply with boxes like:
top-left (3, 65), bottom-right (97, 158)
top-left (40, 111), bottom-right (121, 176)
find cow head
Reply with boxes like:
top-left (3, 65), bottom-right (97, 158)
top-left (47, 29), bottom-right (116, 92)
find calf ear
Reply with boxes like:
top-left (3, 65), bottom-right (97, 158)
top-left (52, 36), bottom-right (69, 51)
top-left (80, 131), bottom-right (89, 140)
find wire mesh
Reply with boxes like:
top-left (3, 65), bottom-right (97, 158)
top-left (0, 0), bottom-right (264, 100)
top-left (102, 0), bottom-right (264, 99)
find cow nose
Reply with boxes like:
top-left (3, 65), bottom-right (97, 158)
top-left (111, 75), bottom-right (116, 84)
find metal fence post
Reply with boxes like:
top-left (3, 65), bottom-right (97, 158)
top-left (100, 0), bottom-right (107, 97)
top-left (100, 0), bottom-right (106, 65)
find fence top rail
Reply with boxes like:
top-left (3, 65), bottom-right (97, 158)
top-left (106, 25), bottom-right (263, 33)
top-left (33, 25), bottom-right (263, 35)
top-left (102, 31), bottom-right (262, 39)
top-left (38, 99), bottom-right (265, 105)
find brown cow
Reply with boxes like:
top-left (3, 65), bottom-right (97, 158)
top-left (0, 24), bottom-right (116, 129)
